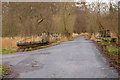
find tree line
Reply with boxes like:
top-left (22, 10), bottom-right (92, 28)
top-left (2, 1), bottom-right (119, 41)
top-left (2, 2), bottom-right (76, 38)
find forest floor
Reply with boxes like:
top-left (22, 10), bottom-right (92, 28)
top-left (0, 36), bottom-right (119, 78)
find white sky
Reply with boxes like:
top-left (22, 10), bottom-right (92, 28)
top-left (1, 0), bottom-right (120, 3)
top-left (77, 0), bottom-right (119, 3)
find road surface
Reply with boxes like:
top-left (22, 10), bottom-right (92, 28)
top-left (1, 36), bottom-right (119, 78)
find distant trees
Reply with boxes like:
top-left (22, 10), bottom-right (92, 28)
top-left (2, 2), bottom-right (118, 41)
top-left (80, 1), bottom-right (118, 38)
top-left (0, 2), bottom-right (1, 37)
top-left (74, 2), bottom-right (87, 33)
top-left (2, 2), bottom-right (76, 41)
top-left (105, 2), bottom-right (118, 37)
top-left (54, 3), bottom-right (76, 38)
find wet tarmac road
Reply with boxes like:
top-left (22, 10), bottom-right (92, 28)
top-left (1, 36), bottom-right (119, 78)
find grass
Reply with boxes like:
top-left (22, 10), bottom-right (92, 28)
top-left (26, 48), bottom-right (33, 51)
top-left (23, 48), bottom-right (34, 51)
top-left (96, 39), bottom-right (120, 72)
top-left (98, 42), bottom-right (120, 54)
top-left (17, 48), bottom-right (25, 52)
top-left (100, 37), bottom-right (111, 39)
top-left (0, 47), bottom-right (35, 54)
top-left (98, 42), bottom-right (110, 46)
top-left (107, 46), bottom-right (120, 54)
top-left (1, 39), bottom-right (70, 54)
top-left (56, 41), bottom-right (61, 43)
top-left (1, 50), bottom-right (15, 54)
top-left (1, 42), bottom-right (59, 54)
top-left (0, 65), bottom-right (10, 77)
top-left (0, 48), bottom-right (17, 54)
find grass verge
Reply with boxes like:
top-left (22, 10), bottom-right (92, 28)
top-left (0, 65), bottom-right (10, 77)
top-left (107, 46), bottom-right (120, 54)
top-left (97, 42), bottom-right (110, 46)
top-left (1, 41), bottom-right (62, 54)
top-left (97, 42), bottom-right (120, 73)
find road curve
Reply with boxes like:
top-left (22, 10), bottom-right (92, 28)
top-left (1, 36), bottom-right (119, 78)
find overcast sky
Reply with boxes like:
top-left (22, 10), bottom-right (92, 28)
top-left (1, 0), bottom-right (120, 3)
top-left (78, 0), bottom-right (119, 3)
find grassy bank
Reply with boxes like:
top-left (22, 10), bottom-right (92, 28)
top-left (0, 41), bottom-right (61, 54)
top-left (1, 33), bottom-right (80, 54)
top-left (97, 42), bottom-right (120, 73)
top-left (1, 34), bottom-right (80, 54)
